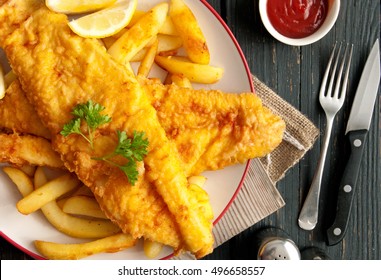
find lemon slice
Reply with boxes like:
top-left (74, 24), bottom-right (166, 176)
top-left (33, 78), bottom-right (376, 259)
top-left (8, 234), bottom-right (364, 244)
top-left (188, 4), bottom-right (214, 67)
top-left (46, 0), bottom-right (117, 14)
top-left (68, 0), bottom-right (137, 38)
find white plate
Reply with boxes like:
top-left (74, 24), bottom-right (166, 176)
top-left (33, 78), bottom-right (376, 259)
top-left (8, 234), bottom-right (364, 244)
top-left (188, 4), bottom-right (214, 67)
top-left (0, 0), bottom-right (253, 260)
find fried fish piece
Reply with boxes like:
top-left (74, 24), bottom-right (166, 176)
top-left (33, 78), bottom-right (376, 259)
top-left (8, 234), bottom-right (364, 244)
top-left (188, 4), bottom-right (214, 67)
top-left (0, 76), bottom-right (284, 257)
top-left (1, 78), bottom-right (285, 176)
top-left (0, 0), bottom-right (44, 39)
top-left (139, 77), bottom-right (285, 176)
top-left (0, 80), bottom-right (50, 139)
top-left (0, 133), bottom-right (63, 168)
top-left (0, 1), bottom-right (213, 257)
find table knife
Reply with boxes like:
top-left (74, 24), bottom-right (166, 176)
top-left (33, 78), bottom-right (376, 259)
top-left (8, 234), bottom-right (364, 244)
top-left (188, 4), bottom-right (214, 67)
top-left (326, 39), bottom-right (380, 246)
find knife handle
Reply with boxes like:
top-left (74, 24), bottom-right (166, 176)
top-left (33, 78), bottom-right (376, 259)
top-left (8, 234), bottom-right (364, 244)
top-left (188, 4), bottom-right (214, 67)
top-left (326, 130), bottom-right (368, 246)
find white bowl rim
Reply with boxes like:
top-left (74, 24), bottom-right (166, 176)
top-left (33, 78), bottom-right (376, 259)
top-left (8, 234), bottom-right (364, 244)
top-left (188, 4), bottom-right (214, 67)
top-left (259, 0), bottom-right (341, 46)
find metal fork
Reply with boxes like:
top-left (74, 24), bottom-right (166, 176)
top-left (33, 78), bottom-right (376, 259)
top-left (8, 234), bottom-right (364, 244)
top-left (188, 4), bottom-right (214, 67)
top-left (298, 43), bottom-right (353, 231)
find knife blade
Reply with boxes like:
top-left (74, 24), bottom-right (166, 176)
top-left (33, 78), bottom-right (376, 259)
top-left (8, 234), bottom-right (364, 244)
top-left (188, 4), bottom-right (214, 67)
top-left (326, 39), bottom-right (380, 246)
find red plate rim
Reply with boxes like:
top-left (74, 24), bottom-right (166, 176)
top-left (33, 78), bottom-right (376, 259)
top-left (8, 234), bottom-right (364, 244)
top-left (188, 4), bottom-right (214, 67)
top-left (199, 0), bottom-right (254, 226)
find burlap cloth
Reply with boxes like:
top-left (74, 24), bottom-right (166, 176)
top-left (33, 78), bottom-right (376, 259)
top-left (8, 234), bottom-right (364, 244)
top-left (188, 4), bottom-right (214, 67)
top-left (174, 75), bottom-right (320, 259)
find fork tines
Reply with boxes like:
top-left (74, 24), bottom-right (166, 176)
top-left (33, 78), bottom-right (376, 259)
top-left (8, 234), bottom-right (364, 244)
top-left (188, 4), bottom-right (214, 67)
top-left (320, 42), bottom-right (354, 100)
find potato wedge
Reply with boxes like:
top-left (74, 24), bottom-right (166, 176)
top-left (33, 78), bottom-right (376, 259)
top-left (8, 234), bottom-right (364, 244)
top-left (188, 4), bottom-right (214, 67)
top-left (131, 34), bottom-right (182, 62)
top-left (169, 73), bottom-right (192, 89)
top-left (33, 167), bottom-right (121, 238)
top-left (188, 175), bottom-right (206, 187)
top-left (62, 195), bottom-right (108, 219)
top-left (126, 10), bottom-right (145, 27)
top-left (137, 38), bottom-right (159, 77)
top-left (143, 239), bottom-right (163, 259)
top-left (2, 166), bottom-right (34, 197)
top-left (155, 55), bottom-right (223, 84)
top-left (102, 36), bottom-right (117, 49)
top-left (108, 3), bottom-right (168, 63)
top-left (40, 196), bottom-right (120, 239)
top-left (128, 11), bottom-right (177, 36)
top-left (18, 165), bottom-right (36, 177)
top-left (169, 0), bottom-right (210, 64)
top-left (33, 165), bottom-right (48, 188)
top-left (5, 167), bottom-right (119, 238)
top-left (130, 48), bottom-right (147, 62)
top-left (159, 16), bottom-right (178, 36)
top-left (17, 173), bottom-right (80, 215)
top-left (157, 34), bottom-right (182, 53)
top-left (124, 61), bottom-right (134, 75)
top-left (35, 233), bottom-right (136, 260)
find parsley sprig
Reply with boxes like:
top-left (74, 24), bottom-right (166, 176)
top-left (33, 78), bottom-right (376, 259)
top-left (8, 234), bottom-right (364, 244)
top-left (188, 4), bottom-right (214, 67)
top-left (60, 100), bottom-right (149, 185)
top-left (61, 100), bottom-right (111, 149)
top-left (93, 130), bottom-right (149, 185)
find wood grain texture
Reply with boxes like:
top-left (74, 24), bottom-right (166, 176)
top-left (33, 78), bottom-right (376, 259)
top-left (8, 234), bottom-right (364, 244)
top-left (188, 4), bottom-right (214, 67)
top-left (203, 0), bottom-right (380, 260)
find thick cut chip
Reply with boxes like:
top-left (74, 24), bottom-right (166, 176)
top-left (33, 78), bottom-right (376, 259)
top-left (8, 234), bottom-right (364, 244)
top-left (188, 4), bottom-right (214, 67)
top-left (32, 167), bottom-right (121, 239)
top-left (107, 3), bottom-right (168, 62)
top-left (62, 195), bottom-right (108, 219)
top-left (35, 233), bottom-right (136, 260)
top-left (155, 55), bottom-right (223, 84)
top-left (16, 173), bottom-right (80, 215)
top-left (169, 0), bottom-right (210, 65)
top-left (2, 166), bottom-right (34, 197)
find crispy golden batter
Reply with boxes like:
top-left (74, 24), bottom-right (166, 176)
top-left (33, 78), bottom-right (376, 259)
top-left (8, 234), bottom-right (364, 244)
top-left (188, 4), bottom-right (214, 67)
top-left (0, 80), bottom-right (50, 139)
top-left (139, 77), bottom-right (285, 176)
top-left (0, 78), bottom-right (284, 255)
top-left (1, 2), bottom-right (213, 257)
top-left (0, 0), bottom-right (44, 40)
top-left (1, 78), bottom-right (285, 176)
top-left (0, 133), bottom-right (63, 168)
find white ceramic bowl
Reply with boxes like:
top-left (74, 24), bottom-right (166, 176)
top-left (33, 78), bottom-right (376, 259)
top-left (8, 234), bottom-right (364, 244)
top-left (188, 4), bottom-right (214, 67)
top-left (259, 0), bottom-right (340, 46)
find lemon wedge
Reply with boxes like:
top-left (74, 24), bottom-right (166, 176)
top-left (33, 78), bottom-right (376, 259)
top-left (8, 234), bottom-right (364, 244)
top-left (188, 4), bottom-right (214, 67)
top-left (46, 0), bottom-right (117, 14)
top-left (68, 0), bottom-right (137, 38)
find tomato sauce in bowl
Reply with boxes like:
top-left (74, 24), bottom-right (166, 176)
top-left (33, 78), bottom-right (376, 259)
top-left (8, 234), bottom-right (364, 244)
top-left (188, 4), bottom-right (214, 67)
top-left (259, 0), bottom-right (340, 46)
top-left (267, 0), bottom-right (328, 38)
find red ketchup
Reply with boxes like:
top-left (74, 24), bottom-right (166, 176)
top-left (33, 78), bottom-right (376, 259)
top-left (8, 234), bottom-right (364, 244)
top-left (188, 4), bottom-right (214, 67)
top-left (267, 0), bottom-right (329, 38)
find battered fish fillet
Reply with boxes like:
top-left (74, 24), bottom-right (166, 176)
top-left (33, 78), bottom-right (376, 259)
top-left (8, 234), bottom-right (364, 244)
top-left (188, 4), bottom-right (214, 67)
top-left (1, 78), bottom-right (285, 176)
top-left (0, 80), bottom-right (50, 139)
top-left (139, 77), bottom-right (285, 176)
top-left (0, 133), bottom-right (63, 168)
top-left (0, 1), bottom-right (213, 257)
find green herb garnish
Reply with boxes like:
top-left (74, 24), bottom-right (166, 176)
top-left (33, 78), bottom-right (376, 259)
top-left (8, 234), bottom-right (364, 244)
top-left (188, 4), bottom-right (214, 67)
top-left (60, 101), bottom-right (149, 185)
top-left (93, 130), bottom-right (149, 185)
top-left (61, 100), bottom-right (111, 149)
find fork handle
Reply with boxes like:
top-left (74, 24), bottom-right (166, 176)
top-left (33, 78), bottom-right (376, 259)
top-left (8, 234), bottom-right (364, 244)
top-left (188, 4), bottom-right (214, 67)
top-left (326, 130), bottom-right (368, 245)
top-left (298, 117), bottom-right (334, 230)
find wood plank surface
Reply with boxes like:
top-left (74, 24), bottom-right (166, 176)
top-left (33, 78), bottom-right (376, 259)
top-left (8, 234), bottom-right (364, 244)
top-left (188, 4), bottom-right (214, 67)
top-left (203, 0), bottom-right (380, 260)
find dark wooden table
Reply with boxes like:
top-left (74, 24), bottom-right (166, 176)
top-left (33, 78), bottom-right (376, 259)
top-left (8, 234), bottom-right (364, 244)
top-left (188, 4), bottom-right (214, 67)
top-left (1, 0), bottom-right (380, 260)
top-left (202, 0), bottom-right (380, 260)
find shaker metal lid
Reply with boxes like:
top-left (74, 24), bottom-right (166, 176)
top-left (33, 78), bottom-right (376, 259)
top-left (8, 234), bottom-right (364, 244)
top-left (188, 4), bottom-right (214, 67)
top-left (257, 237), bottom-right (301, 260)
